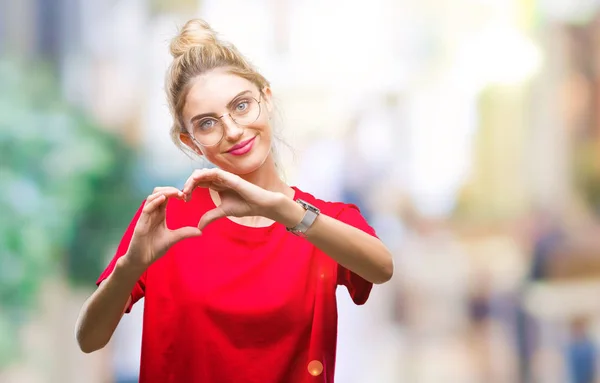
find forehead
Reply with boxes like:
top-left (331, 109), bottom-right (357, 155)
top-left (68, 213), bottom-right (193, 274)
top-left (182, 70), bottom-right (256, 118)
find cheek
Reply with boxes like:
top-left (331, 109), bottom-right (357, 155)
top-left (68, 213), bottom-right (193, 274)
top-left (258, 128), bottom-right (273, 149)
top-left (251, 121), bottom-right (272, 139)
top-left (199, 146), bottom-right (221, 162)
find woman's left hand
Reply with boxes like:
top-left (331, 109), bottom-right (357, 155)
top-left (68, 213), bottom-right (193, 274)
top-left (181, 168), bottom-right (293, 231)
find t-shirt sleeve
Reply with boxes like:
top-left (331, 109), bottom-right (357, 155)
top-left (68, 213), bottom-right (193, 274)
top-left (334, 204), bottom-right (378, 305)
top-left (96, 201), bottom-right (146, 313)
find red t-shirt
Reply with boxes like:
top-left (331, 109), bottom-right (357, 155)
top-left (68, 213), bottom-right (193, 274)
top-left (97, 186), bottom-right (376, 383)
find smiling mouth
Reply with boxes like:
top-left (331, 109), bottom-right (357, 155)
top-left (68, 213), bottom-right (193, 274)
top-left (226, 136), bottom-right (256, 154)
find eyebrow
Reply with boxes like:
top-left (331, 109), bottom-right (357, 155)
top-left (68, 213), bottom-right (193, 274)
top-left (189, 90), bottom-right (253, 124)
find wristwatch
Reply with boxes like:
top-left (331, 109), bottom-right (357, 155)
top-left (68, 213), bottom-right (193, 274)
top-left (286, 199), bottom-right (320, 237)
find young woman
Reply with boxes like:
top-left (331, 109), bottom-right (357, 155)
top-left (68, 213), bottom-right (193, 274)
top-left (75, 19), bottom-right (393, 383)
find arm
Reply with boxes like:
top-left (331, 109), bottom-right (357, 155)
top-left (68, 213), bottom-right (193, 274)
top-left (75, 257), bottom-right (143, 353)
top-left (75, 187), bottom-right (200, 353)
top-left (180, 169), bottom-right (393, 284)
top-left (276, 196), bottom-right (394, 284)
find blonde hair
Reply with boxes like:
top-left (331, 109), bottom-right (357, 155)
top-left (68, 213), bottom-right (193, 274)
top-left (166, 19), bottom-right (271, 153)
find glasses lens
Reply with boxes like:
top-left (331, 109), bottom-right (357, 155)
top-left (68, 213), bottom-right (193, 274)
top-left (231, 97), bottom-right (260, 126)
top-left (193, 119), bottom-right (223, 146)
top-left (191, 97), bottom-right (261, 147)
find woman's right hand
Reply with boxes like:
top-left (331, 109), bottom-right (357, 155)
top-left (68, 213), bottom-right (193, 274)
top-left (124, 186), bottom-right (202, 270)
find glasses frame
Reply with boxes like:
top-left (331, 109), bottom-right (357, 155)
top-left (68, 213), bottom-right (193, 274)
top-left (189, 95), bottom-right (263, 148)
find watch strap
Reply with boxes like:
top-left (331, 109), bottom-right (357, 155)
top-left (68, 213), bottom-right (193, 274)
top-left (286, 199), bottom-right (320, 236)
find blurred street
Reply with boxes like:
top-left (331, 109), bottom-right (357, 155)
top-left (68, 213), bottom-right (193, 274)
top-left (3, 1), bottom-right (600, 382)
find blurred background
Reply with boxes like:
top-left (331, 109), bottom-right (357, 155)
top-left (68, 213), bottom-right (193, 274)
top-left (3, 0), bottom-right (600, 382)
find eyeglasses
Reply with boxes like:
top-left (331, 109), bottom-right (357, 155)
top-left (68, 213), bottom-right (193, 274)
top-left (189, 95), bottom-right (262, 147)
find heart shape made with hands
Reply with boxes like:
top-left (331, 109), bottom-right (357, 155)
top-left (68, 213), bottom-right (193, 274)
top-left (131, 168), bottom-right (302, 267)
top-left (181, 168), bottom-right (279, 231)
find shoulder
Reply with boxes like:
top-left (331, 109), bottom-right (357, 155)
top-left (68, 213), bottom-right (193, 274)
top-left (292, 186), bottom-right (376, 236)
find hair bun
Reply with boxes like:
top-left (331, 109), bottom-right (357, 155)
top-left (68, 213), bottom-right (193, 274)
top-left (169, 19), bottom-right (218, 58)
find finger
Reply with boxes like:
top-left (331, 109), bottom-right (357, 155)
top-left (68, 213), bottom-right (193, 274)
top-left (197, 207), bottom-right (227, 231)
top-left (187, 182), bottom-right (226, 193)
top-left (169, 226), bottom-right (202, 244)
top-left (180, 181), bottom-right (214, 202)
top-left (191, 181), bottom-right (213, 189)
top-left (182, 168), bottom-right (213, 195)
top-left (143, 187), bottom-right (185, 213)
top-left (145, 192), bottom-right (178, 206)
top-left (183, 169), bottom-right (231, 202)
top-left (151, 186), bottom-right (185, 200)
top-left (146, 192), bottom-right (163, 203)
top-left (144, 189), bottom-right (183, 209)
top-left (208, 183), bottom-right (228, 192)
top-left (142, 194), bottom-right (166, 213)
top-left (183, 168), bottom-right (238, 194)
top-left (211, 169), bottom-right (250, 197)
top-left (215, 169), bottom-right (240, 189)
top-left (195, 169), bottom-right (241, 192)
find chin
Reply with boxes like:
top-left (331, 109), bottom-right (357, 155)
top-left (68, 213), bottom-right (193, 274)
top-left (215, 141), bottom-right (271, 176)
top-left (222, 160), bottom-right (263, 176)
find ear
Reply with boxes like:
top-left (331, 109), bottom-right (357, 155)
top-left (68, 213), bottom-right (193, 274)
top-left (262, 86), bottom-right (273, 114)
top-left (179, 132), bottom-right (204, 157)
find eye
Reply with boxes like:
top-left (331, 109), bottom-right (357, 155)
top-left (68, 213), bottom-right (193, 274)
top-left (197, 118), bottom-right (217, 131)
top-left (235, 101), bottom-right (249, 112)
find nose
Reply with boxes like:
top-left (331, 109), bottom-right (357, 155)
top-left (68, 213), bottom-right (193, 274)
top-left (221, 114), bottom-right (244, 142)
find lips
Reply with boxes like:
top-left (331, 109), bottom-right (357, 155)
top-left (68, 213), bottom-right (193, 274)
top-left (227, 136), bottom-right (255, 153)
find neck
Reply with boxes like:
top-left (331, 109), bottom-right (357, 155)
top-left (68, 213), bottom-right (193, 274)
top-left (238, 154), bottom-right (292, 197)
top-left (212, 154), bottom-right (294, 228)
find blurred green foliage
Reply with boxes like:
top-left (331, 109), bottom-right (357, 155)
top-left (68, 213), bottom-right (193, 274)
top-left (0, 59), bottom-right (143, 368)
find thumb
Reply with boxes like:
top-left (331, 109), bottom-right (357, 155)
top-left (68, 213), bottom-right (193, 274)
top-left (170, 226), bottom-right (202, 244)
top-left (198, 207), bottom-right (227, 231)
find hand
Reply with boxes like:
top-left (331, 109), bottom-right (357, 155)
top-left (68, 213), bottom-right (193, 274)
top-left (182, 168), bottom-right (291, 230)
top-left (125, 187), bottom-right (202, 270)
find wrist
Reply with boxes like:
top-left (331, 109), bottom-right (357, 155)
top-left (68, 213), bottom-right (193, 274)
top-left (269, 193), bottom-right (306, 228)
top-left (116, 254), bottom-right (148, 280)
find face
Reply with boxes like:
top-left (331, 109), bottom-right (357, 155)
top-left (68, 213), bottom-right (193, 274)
top-left (180, 69), bottom-right (273, 175)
